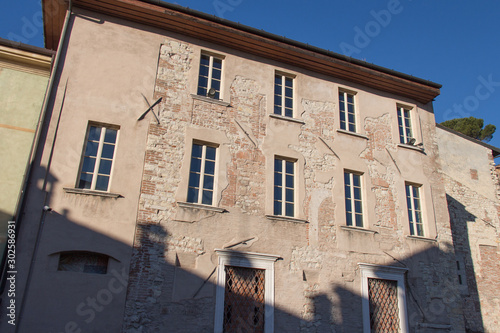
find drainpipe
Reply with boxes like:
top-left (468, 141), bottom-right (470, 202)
top-left (15, 1), bottom-right (73, 331)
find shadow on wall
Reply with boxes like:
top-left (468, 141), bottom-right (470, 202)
top-left (0, 168), bottom-right (485, 332)
top-left (446, 194), bottom-right (485, 333)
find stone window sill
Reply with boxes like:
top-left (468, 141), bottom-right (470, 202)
top-left (269, 114), bottom-right (305, 124)
top-left (177, 201), bottom-right (227, 213)
top-left (406, 235), bottom-right (437, 242)
top-left (397, 143), bottom-right (425, 153)
top-left (191, 94), bottom-right (230, 107)
top-left (265, 215), bottom-right (308, 224)
top-left (63, 187), bottom-right (122, 198)
top-left (341, 225), bottom-right (378, 234)
top-left (336, 129), bottom-right (369, 140)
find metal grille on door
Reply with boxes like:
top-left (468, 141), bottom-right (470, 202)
top-left (368, 278), bottom-right (400, 333)
top-left (223, 266), bottom-right (265, 332)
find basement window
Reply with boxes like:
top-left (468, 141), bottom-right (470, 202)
top-left (58, 251), bottom-right (109, 274)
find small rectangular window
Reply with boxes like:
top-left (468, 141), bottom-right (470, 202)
top-left (406, 183), bottom-right (424, 236)
top-left (274, 157), bottom-right (295, 217)
top-left (397, 106), bottom-right (413, 144)
top-left (187, 142), bottom-right (217, 205)
top-left (339, 90), bottom-right (356, 132)
top-left (78, 124), bottom-right (118, 191)
top-left (344, 171), bottom-right (363, 227)
top-left (274, 74), bottom-right (294, 117)
top-left (197, 53), bottom-right (223, 99)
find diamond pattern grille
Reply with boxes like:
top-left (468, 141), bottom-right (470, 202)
top-left (223, 266), bottom-right (265, 332)
top-left (368, 278), bottom-right (400, 333)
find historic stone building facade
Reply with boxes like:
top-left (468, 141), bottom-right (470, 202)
top-left (2, 1), bottom-right (498, 332)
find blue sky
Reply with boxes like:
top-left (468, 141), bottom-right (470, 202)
top-left (1, 0), bottom-right (499, 150)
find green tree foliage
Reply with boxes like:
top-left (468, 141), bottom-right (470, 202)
top-left (440, 117), bottom-right (496, 142)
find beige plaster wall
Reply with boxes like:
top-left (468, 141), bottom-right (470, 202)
top-left (7, 6), bottom-right (468, 333)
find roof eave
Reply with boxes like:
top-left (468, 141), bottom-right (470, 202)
top-left (43, 0), bottom-right (441, 104)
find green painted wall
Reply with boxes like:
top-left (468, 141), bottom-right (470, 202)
top-left (0, 66), bottom-right (49, 260)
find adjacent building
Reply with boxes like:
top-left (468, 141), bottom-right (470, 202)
top-left (1, 1), bottom-right (498, 332)
top-left (0, 38), bottom-right (53, 289)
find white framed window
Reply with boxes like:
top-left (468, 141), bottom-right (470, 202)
top-left (274, 157), bottom-right (295, 217)
top-left (339, 90), bottom-right (356, 132)
top-left (187, 142), bottom-right (218, 205)
top-left (78, 124), bottom-right (118, 191)
top-left (344, 171), bottom-right (363, 227)
top-left (274, 73), bottom-right (294, 117)
top-left (214, 249), bottom-right (280, 333)
top-left (359, 263), bottom-right (409, 333)
top-left (197, 53), bottom-right (223, 99)
top-left (397, 106), bottom-right (413, 144)
top-left (405, 183), bottom-right (423, 236)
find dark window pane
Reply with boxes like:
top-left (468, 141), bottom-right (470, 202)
top-left (275, 84), bottom-right (281, 95)
top-left (354, 187), bottom-right (361, 200)
top-left (286, 161), bottom-right (294, 174)
top-left (285, 203), bottom-right (294, 217)
top-left (211, 79), bottom-right (221, 91)
top-left (200, 55), bottom-right (210, 65)
top-left (348, 104), bottom-right (354, 114)
top-left (274, 186), bottom-right (282, 201)
top-left (79, 173), bottom-right (92, 189)
top-left (346, 211), bottom-right (352, 226)
top-left (213, 58), bottom-right (222, 69)
top-left (285, 77), bottom-right (293, 87)
top-left (339, 93), bottom-right (344, 102)
top-left (285, 87), bottom-right (293, 98)
top-left (274, 95), bottom-right (282, 106)
top-left (416, 224), bottom-right (423, 236)
top-left (353, 175), bottom-right (360, 187)
top-left (101, 144), bottom-right (115, 159)
top-left (95, 175), bottom-right (109, 191)
top-left (275, 75), bottom-right (282, 85)
top-left (202, 190), bottom-right (213, 205)
top-left (285, 108), bottom-right (293, 118)
top-left (286, 174), bottom-right (294, 188)
top-left (345, 198), bottom-right (352, 212)
top-left (189, 172), bottom-right (200, 188)
top-left (274, 105), bottom-right (282, 115)
top-left (355, 214), bottom-right (363, 227)
top-left (88, 126), bottom-right (101, 141)
top-left (349, 123), bottom-right (356, 132)
top-left (274, 174), bottom-right (282, 186)
top-left (85, 141), bottom-right (99, 157)
top-left (409, 223), bottom-right (415, 235)
top-left (212, 68), bottom-right (221, 80)
top-left (203, 175), bottom-right (214, 190)
top-left (199, 64), bottom-right (209, 77)
top-left (354, 200), bottom-right (362, 213)
top-left (104, 129), bottom-right (117, 143)
top-left (285, 97), bottom-right (293, 108)
top-left (187, 187), bottom-right (198, 203)
top-left (206, 146), bottom-right (216, 160)
top-left (198, 76), bottom-right (208, 89)
top-left (286, 189), bottom-right (294, 202)
top-left (274, 159), bottom-right (282, 172)
top-left (274, 201), bottom-right (282, 215)
top-left (205, 160), bottom-right (215, 175)
top-left (98, 159), bottom-right (112, 175)
top-left (348, 113), bottom-right (355, 124)
top-left (190, 157), bottom-right (201, 172)
top-left (344, 172), bottom-right (350, 185)
top-left (197, 86), bottom-right (207, 96)
top-left (347, 94), bottom-right (354, 104)
top-left (340, 110), bottom-right (346, 122)
top-left (81, 157), bottom-right (96, 173)
top-left (345, 185), bottom-right (351, 198)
